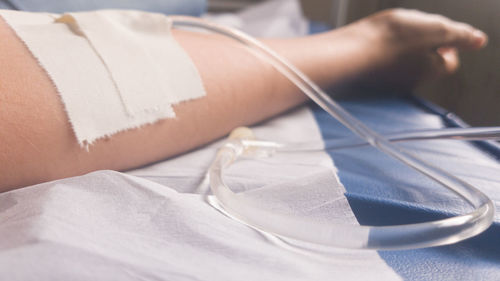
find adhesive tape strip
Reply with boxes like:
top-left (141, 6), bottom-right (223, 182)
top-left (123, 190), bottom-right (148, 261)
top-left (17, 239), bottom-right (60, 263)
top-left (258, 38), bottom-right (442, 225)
top-left (0, 10), bottom-right (206, 146)
top-left (57, 10), bottom-right (206, 116)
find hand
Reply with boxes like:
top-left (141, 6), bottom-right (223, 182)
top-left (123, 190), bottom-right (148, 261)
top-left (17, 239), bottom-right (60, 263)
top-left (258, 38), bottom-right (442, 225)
top-left (347, 8), bottom-right (488, 91)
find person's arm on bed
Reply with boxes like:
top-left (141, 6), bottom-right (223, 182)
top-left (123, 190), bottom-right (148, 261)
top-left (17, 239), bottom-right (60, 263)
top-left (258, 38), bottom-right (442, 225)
top-left (0, 9), bottom-right (487, 191)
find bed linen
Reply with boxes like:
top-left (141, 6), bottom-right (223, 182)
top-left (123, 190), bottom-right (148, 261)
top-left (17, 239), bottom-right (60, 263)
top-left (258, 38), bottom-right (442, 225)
top-left (0, 105), bottom-right (402, 281)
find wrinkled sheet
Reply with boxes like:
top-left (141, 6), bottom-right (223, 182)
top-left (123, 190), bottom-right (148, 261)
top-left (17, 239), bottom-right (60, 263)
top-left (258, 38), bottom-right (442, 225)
top-left (0, 106), bottom-right (400, 281)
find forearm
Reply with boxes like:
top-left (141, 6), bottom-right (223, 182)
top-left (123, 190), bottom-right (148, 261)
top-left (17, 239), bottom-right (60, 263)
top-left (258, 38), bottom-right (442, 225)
top-left (0, 19), bottom-right (368, 191)
top-left (0, 8), bottom-right (486, 191)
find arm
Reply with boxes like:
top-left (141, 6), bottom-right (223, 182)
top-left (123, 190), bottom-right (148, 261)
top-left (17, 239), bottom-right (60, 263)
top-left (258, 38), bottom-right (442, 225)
top-left (0, 9), bottom-right (487, 191)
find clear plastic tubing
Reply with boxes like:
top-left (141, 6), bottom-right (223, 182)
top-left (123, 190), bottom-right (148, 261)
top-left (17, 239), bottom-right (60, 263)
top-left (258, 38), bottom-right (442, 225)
top-left (278, 127), bottom-right (500, 152)
top-left (170, 16), bottom-right (495, 250)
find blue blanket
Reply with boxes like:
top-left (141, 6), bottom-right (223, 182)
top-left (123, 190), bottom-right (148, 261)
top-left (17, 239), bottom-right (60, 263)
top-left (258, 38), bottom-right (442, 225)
top-left (312, 95), bottom-right (500, 280)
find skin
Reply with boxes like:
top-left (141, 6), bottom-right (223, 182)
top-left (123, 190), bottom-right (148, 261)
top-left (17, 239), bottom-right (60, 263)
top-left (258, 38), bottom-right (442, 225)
top-left (0, 9), bottom-right (488, 192)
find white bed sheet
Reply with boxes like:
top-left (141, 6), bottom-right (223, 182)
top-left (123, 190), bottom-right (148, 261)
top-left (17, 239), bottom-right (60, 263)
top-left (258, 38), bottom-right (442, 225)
top-left (0, 107), bottom-right (400, 281)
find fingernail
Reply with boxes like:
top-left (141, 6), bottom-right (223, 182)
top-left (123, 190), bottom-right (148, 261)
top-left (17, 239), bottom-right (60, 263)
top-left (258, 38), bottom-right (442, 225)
top-left (472, 30), bottom-right (488, 47)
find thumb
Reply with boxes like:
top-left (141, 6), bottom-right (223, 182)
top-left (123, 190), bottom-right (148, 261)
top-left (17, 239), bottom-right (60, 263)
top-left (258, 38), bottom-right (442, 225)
top-left (437, 47), bottom-right (460, 75)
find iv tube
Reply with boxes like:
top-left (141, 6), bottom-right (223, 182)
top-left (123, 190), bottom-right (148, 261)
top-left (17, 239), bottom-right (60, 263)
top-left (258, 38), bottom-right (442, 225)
top-left (170, 16), bottom-right (495, 250)
top-left (239, 127), bottom-right (500, 154)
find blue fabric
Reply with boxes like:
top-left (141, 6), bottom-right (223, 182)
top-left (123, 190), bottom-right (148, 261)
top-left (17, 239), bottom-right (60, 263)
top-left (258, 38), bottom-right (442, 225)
top-left (0, 0), bottom-right (206, 16)
top-left (311, 95), bottom-right (500, 280)
top-left (413, 96), bottom-right (500, 160)
top-left (308, 21), bottom-right (330, 35)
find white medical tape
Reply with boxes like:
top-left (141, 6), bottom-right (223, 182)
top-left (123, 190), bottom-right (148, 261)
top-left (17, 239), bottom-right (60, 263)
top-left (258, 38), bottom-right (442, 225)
top-left (0, 10), bottom-right (206, 146)
top-left (57, 10), bottom-right (206, 116)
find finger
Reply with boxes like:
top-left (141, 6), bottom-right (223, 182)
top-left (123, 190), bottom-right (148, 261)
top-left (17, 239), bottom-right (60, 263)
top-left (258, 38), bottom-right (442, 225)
top-left (428, 16), bottom-right (488, 50)
top-left (443, 22), bottom-right (487, 50)
top-left (380, 9), bottom-right (488, 51)
top-left (425, 51), bottom-right (448, 79)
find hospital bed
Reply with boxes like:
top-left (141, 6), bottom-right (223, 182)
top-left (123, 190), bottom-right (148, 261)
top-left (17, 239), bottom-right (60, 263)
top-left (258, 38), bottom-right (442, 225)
top-left (0, 0), bottom-right (499, 280)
